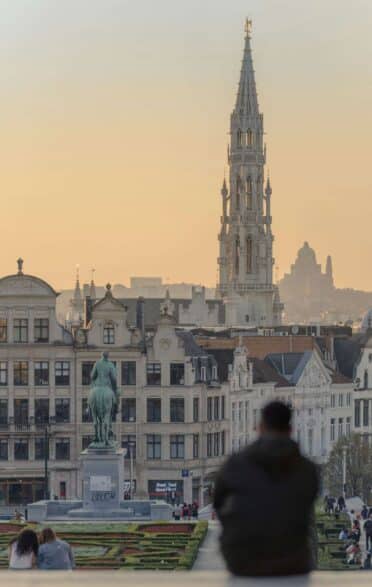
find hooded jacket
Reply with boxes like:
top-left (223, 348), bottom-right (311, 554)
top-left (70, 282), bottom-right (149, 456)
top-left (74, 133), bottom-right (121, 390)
top-left (213, 436), bottom-right (319, 576)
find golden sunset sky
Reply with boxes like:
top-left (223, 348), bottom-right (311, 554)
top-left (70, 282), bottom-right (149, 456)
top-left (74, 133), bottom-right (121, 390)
top-left (1, 0), bottom-right (372, 290)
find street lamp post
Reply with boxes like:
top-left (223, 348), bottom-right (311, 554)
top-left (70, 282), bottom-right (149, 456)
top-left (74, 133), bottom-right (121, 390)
top-left (342, 445), bottom-right (347, 501)
top-left (129, 442), bottom-right (135, 500)
top-left (44, 423), bottom-right (50, 500)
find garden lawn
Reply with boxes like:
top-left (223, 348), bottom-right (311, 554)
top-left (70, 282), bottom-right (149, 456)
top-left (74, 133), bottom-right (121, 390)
top-left (0, 521), bottom-right (207, 570)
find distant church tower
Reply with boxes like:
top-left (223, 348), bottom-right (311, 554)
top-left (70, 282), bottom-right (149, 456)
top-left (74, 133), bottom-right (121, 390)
top-left (217, 20), bottom-right (283, 326)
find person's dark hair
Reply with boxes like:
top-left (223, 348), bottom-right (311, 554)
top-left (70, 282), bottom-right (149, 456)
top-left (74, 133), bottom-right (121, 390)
top-left (39, 527), bottom-right (56, 544)
top-left (261, 401), bottom-right (292, 432)
top-left (15, 529), bottom-right (38, 557)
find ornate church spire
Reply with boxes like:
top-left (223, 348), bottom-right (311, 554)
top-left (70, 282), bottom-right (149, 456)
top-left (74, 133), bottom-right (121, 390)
top-left (217, 20), bottom-right (283, 326)
top-left (89, 267), bottom-right (96, 300)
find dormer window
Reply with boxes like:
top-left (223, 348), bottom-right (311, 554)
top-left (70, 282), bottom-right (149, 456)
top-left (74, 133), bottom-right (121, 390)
top-left (103, 322), bottom-right (115, 345)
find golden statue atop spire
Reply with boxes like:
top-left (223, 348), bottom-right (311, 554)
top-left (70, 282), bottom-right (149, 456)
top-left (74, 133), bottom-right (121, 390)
top-left (245, 18), bottom-right (252, 38)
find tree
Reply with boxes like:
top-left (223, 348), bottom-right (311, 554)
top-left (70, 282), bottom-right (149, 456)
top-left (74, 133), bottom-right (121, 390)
top-left (324, 433), bottom-right (372, 502)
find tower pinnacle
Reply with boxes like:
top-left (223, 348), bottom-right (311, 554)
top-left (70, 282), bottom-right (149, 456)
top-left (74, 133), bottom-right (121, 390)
top-left (245, 18), bottom-right (252, 38)
top-left (74, 265), bottom-right (82, 302)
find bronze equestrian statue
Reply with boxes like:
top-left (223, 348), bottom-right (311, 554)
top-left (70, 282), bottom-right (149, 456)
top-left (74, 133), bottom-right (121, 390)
top-left (88, 352), bottom-right (119, 448)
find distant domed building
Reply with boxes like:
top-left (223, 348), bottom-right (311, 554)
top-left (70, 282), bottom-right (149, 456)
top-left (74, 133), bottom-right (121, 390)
top-left (279, 242), bottom-right (335, 322)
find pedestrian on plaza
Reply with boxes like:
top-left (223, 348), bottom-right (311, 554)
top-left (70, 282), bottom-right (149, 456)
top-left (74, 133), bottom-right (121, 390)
top-left (362, 505), bottom-right (369, 520)
top-left (346, 541), bottom-right (361, 565)
top-left (362, 553), bottom-right (372, 570)
top-left (173, 504), bottom-right (181, 521)
top-left (9, 529), bottom-right (39, 570)
top-left (337, 495), bottom-right (346, 512)
top-left (327, 496), bottom-right (335, 514)
top-left (350, 522), bottom-right (361, 543)
top-left (37, 527), bottom-right (75, 570)
top-left (214, 401), bottom-right (319, 577)
top-left (182, 503), bottom-right (188, 519)
top-left (339, 527), bottom-right (349, 541)
top-left (191, 502), bottom-right (199, 519)
top-left (364, 516), bottom-right (372, 552)
top-left (323, 495), bottom-right (329, 514)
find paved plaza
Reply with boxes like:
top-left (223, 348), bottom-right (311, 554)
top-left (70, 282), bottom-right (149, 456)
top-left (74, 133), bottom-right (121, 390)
top-left (193, 521), bottom-right (226, 571)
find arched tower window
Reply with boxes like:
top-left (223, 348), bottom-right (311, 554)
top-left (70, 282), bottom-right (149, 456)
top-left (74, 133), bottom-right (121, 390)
top-left (236, 176), bottom-right (241, 210)
top-left (364, 369), bottom-right (369, 389)
top-left (246, 237), bottom-right (253, 274)
top-left (247, 129), bottom-right (253, 147)
top-left (235, 236), bottom-right (240, 275)
top-left (246, 176), bottom-right (252, 209)
top-left (237, 129), bottom-right (242, 148)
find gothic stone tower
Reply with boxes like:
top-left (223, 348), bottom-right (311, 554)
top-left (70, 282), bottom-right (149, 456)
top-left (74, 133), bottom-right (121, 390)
top-left (217, 21), bottom-right (283, 327)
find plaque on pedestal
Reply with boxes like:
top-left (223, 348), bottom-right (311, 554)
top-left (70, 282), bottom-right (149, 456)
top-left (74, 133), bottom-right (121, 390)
top-left (81, 447), bottom-right (125, 511)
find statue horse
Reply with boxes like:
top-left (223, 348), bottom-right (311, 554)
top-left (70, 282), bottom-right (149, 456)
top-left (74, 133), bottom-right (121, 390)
top-left (88, 353), bottom-right (118, 448)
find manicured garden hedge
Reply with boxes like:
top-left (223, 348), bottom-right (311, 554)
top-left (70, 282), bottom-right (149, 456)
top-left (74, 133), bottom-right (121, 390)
top-left (316, 512), bottom-right (353, 571)
top-left (0, 520), bottom-right (208, 570)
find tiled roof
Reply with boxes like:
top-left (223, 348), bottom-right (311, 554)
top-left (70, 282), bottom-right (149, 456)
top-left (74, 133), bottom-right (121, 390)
top-left (265, 352), bottom-right (313, 385)
top-left (204, 349), bottom-right (234, 382)
top-left (251, 358), bottom-right (289, 387)
top-left (333, 334), bottom-right (369, 379)
top-left (175, 331), bottom-right (206, 357)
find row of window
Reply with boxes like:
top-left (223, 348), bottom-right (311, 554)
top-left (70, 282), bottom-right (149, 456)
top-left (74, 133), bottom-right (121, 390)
top-left (330, 392), bottom-right (351, 408)
top-left (236, 128), bottom-right (255, 148)
top-left (232, 400), bottom-right (250, 423)
top-left (5, 396), bottom-right (213, 426)
top-left (82, 361), bottom-right (185, 386)
top-left (121, 397), bottom-right (185, 423)
top-left (0, 437), bottom-right (70, 461)
top-left (354, 399), bottom-right (371, 428)
top-left (0, 398), bottom-right (70, 426)
top-left (0, 360), bottom-right (209, 388)
top-left (0, 361), bottom-right (70, 386)
top-left (206, 432), bottom-right (226, 458)
top-left (38, 433), bottom-right (225, 461)
top-left (117, 396), bottom-right (225, 424)
top-left (207, 396), bottom-right (226, 421)
top-left (144, 432), bottom-right (225, 460)
top-left (0, 318), bottom-right (49, 343)
top-left (330, 417), bottom-right (351, 442)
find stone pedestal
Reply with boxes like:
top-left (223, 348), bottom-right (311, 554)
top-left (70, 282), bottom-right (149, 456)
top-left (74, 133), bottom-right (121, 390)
top-left (81, 447), bottom-right (124, 511)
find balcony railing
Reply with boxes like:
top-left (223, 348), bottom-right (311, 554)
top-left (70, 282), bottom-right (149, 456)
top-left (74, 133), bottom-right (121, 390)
top-left (0, 417), bottom-right (57, 433)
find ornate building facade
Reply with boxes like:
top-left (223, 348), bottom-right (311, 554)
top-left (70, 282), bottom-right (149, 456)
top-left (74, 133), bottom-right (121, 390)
top-left (217, 21), bottom-right (283, 327)
top-left (0, 261), bottom-right (228, 507)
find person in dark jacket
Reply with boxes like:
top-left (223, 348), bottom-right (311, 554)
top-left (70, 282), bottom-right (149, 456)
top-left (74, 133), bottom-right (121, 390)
top-left (213, 401), bottom-right (319, 577)
top-left (337, 495), bottom-right (346, 512)
top-left (364, 516), bottom-right (372, 551)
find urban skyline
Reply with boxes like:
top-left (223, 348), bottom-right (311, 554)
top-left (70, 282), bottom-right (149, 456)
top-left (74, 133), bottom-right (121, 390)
top-left (2, 0), bottom-right (371, 290)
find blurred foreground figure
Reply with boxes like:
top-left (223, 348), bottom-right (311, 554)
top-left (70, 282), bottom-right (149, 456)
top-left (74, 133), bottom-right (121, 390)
top-left (214, 401), bottom-right (319, 576)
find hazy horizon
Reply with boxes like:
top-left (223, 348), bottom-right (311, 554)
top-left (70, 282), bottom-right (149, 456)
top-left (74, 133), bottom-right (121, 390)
top-left (2, 0), bottom-right (372, 290)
